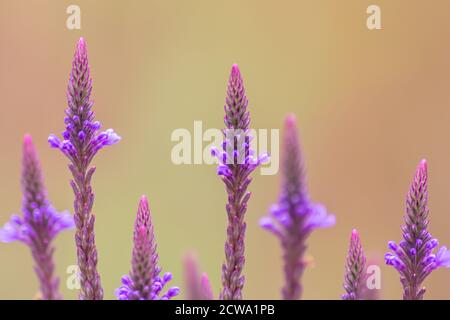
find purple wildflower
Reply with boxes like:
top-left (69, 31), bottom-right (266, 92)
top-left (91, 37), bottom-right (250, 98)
top-left (184, 252), bottom-right (214, 300)
top-left (212, 64), bottom-right (268, 300)
top-left (0, 135), bottom-right (74, 300)
top-left (342, 229), bottom-right (366, 300)
top-left (260, 114), bottom-right (335, 300)
top-left (48, 37), bottom-right (120, 300)
top-left (385, 159), bottom-right (450, 300)
top-left (115, 196), bottom-right (179, 300)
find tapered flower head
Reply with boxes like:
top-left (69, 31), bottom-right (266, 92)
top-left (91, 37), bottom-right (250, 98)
top-left (260, 114), bottom-right (334, 300)
top-left (0, 135), bottom-right (74, 244)
top-left (115, 196), bottom-right (179, 300)
top-left (48, 37), bottom-right (120, 163)
top-left (260, 114), bottom-right (335, 237)
top-left (342, 229), bottom-right (366, 300)
top-left (224, 64), bottom-right (249, 130)
top-left (0, 135), bottom-right (73, 299)
top-left (385, 160), bottom-right (450, 299)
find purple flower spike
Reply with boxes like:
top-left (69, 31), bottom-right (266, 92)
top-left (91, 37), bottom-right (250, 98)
top-left (48, 38), bottom-right (120, 300)
top-left (183, 253), bottom-right (214, 300)
top-left (386, 160), bottom-right (450, 300)
top-left (115, 196), bottom-right (179, 300)
top-left (0, 135), bottom-right (74, 300)
top-left (259, 114), bottom-right (335, 300)
top-left (213, 65), bottom-right (267, 300)
top-left (342, 229), bottom-right (366, 300)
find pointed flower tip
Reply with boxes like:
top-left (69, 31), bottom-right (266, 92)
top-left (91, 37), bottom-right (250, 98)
top-left (22, 134), bottom-right (40, 164)
top-left (139, 195), bottom-right (148, 204)
top-left (77, 37), bottom-right (86, 49)
top-left (183, 251), bottom-right (198, 264)
top-left (413, 159), bottom-right (428, 182)
top-left (351, 229), bottom-right (359, 238)
top-left (138, 195), bottom-right (150, 218)
top-left (285, 113), bottom-right (297, 127)
top-left (23, 134), bottom-right (33, 145)
top-left (200, 272), bottom-right (209, 283)
top-left (284, 114), bottom-right (299, 138)
top-left (75, 37), bottom-right (87, 58)
top-left (23, 134), bottom-right (35, 153)
top-left (230, 64), bottom-right (242, 80)
top-left (419, 159), bottom-right (427, 172)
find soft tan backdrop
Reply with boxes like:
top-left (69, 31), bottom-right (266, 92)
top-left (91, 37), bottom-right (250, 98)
top-left (1, 0), bottom-right (450, 299)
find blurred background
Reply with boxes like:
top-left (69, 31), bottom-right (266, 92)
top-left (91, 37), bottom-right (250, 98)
top-left (1, 0), bottom-right (450, 299)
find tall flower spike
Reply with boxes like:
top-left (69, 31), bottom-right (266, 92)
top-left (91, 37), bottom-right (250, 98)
top-left (385, 160), bottom-right (450, 300)
top-left (48, 38), bottom-right (120, 299)
top-left (342, 229), bottom-right (366, 300)
top-left (0, 135), bottom-right (74, 300)
top-left (115, 196), bottom-right (179, 300)
top-left (212, 65), bottom-right (268, 300)
top-left (260, 114), bottom-right (335, 300)
top-left (184, 252), bottom-right (214, 300)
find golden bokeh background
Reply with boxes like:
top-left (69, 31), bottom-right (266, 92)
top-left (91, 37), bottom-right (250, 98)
top-left (1, 0), bottom-right (450, 299)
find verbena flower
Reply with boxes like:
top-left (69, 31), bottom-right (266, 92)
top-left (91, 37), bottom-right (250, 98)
top-left (385, 159), bottom-right (450, 300)
top-left (184, 252), bottom-right (214, 300)
top-left (260, 114), bottom-right (335, 300)
top-left (211, 64), bottom-right (268, 300)
top-left (342, 229), bottom-right (366, 300)
top-left (115, 196), bottom-right (179, 300)
top-left (48, 37), bottom-right (120, 300)
top-left (0, 135), bottom-right (74, 300)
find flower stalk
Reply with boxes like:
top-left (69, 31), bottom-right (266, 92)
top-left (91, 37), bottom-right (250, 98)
top-left (0, 135), bottom-right (74, 299)
top-left (48, 37), bottom-right (120, 299)
top-left (212, 64), bottom-right (267, 300)
top-left (260, 114), bottom-right (335, 300)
